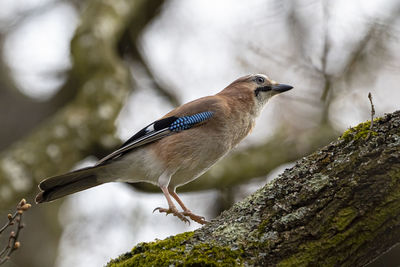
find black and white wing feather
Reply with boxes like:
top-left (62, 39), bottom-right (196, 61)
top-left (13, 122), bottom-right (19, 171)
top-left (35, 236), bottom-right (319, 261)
top-left (96, 111), bottom-right (214, 165)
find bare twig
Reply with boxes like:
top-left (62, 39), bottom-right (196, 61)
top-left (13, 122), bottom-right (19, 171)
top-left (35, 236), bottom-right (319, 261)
top-left (0, 199), bottom-right (31, 265)
top-left (368, 92), bottom-right (375, 129)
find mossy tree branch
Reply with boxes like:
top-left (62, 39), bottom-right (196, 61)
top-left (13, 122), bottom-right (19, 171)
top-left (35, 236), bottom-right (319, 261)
top-left (108, 110), bottom-right (400, 266)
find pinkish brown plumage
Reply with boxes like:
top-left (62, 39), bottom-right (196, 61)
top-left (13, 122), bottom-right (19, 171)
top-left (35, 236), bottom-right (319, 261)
top-left (35, 74), bottom-right (293, 224)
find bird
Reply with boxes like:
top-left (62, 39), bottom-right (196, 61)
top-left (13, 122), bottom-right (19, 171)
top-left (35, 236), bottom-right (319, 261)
top-left (35, 74), bottom-right (293, 224)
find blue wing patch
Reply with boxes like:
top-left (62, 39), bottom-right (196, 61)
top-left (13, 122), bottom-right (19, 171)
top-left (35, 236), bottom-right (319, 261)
top-left (169, 111), bottom-right (214, 132)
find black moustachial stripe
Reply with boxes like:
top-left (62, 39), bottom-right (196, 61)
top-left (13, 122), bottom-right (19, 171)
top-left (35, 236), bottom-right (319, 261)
top-left (254, 86), bottom-right (272, 97)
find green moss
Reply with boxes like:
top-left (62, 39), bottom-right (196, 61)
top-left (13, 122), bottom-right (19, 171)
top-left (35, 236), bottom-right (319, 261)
top-left (277, 169), bottom-right (400, 267)
top-left (333, 207), bottom-right (358, 231)
top-left (258, 218), bottom-right (271, 234)
top-left (107, 231), bottom-right (244, 267)
top-left (340, 118), bottom-right (382, 142)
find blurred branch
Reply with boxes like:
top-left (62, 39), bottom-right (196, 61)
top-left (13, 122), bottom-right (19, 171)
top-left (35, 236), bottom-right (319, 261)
top-left (341, 18), bottom-right (399, 86)
top-left (0, 199), bottom-right (31, 265)
top-left (0, 4), bottom-right (79, 150)
top-left (285, 1), bottom-right (311, 62)
top-left (0, 0), bottom-right (163, 209)
top-left (337, 4), bottom-right (400, 88)
top-left (285, 1), bottom-right (400, 124)
top-left (0, 0), bottom-right (62, 33)
top-left (130, 47), bottom-right (181, 107)
top-left (319, 1), bottom-right (331, 103)
top-left (118, 0), bottom-right (180, 107)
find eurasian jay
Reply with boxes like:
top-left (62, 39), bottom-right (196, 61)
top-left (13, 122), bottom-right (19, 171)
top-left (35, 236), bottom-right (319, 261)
top-left (36, 74), bottom-right (293, 224)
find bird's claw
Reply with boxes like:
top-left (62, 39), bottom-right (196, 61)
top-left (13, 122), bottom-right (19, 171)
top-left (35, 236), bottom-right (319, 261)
top-left (152, 207), bottom-right (164, 213)
top-left (182, 211), bottom-right (209, 225)
top-left (153, 207), bottom-right (190, 224)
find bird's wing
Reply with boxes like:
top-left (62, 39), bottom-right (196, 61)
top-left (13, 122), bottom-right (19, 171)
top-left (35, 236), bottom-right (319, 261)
top-left (96, 111), bottom-right (214, 165)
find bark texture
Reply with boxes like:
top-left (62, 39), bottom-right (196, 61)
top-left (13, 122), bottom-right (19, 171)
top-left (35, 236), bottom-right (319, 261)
top-left (108, 110), bottom-right (400, 266)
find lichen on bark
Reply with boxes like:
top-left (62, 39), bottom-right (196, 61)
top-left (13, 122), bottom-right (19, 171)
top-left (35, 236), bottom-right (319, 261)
top-left (108, 110), bottom-right (400, 266)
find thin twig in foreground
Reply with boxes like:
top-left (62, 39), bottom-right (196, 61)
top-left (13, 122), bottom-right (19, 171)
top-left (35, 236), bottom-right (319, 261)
top-left (368, 92), bottom-right (375, 129)
top-left (0, 199), bottom-right (31, 265)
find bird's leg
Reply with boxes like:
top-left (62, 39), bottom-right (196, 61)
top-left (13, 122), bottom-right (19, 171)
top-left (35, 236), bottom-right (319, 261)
top-left (153, 186), bottom-right (190, 224)
top-left (170, 191), bottom-right (209, 225)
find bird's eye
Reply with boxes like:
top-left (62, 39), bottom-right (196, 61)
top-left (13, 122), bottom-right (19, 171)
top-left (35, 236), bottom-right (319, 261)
top-left (255, 76), bottom-right (265, 84)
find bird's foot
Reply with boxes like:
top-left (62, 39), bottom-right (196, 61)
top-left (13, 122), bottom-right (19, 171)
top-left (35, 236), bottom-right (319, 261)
top-left (182, 210), bottom-right (209, 225)
top-left (153, 206), bottom-right (190, 224)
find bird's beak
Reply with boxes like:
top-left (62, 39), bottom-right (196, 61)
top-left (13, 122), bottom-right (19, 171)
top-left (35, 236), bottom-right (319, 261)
top-left (271, 84), bottom-right (293, 93)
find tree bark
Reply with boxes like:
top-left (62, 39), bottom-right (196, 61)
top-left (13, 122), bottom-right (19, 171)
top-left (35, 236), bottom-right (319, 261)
top-left (107, 110), bottom-right (400, 267)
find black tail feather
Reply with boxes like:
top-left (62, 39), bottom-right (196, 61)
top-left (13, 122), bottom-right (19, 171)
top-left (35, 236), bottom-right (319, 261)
top-left (36, 166), bottom-right (104, 203)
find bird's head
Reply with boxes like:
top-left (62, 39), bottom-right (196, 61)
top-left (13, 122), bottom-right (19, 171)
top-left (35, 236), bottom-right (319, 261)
top-left (251, 74), bottom-right (293, 98)
top-left (218, 74), bottom-right (293, 115)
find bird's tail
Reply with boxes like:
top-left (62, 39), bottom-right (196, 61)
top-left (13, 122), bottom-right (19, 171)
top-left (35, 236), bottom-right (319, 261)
top-left (35, 166), bottom-right (106, 203)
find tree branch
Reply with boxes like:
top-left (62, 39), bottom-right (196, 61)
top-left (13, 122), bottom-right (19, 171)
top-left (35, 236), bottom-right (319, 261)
top-left (108, 110), bottom-right (400, 266)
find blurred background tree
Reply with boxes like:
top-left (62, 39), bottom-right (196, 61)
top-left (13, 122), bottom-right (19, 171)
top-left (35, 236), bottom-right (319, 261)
top-left (0, 0), bottom-right (399, 266)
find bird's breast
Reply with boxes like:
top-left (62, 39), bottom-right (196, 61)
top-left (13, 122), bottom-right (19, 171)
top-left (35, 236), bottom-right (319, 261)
top-left (150, 113), bottom-right (255, 187)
